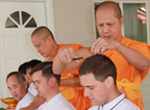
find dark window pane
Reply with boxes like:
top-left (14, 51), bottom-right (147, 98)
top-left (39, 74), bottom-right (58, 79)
top-left (22, 11), bottom-right (31, 25)
top-left (5, 18), bottom-right (18, 28)
top-left (123, 3), bottom-right (147, 43)
top-left (10, 11), bottom-right (20, 25)
top-left (25, 18), bottom-right (37, 28)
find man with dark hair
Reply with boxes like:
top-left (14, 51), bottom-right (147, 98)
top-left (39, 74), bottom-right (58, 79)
top-left (79, 54), bottom-right (140, 110)
top-left (6, 72), bottom-right (34, 110)
top-left (18, 59), bottom-right (42, 85)
top-left (18, 60), bottom-right (45, 110)
top-left (18, 62), bottom-right (29, 75)
top-left (18, 59), bottom-right (42, 96)
top-left (30, 62), bottom-right (76, 110)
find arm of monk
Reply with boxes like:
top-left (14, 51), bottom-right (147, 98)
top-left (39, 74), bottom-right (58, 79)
top-left (116, 41), bottom-right (150, 71)
top-left (53, 46), bottom-right (92, 75)
top-left (60, 76), bottom-right (81, 87)
top-left (91, 38), bottom-right (150, 71)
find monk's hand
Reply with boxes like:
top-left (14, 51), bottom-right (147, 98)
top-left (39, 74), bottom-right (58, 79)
top-left (91, 37), bottom-right (120, 54)
top-left (58, 46), bottom-right (77, 64)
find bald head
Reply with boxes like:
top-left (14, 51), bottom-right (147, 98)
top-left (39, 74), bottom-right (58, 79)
top-left (96, 1), bottom-right (122, 19)
top-left (31, 26), bottom-right (55, 41)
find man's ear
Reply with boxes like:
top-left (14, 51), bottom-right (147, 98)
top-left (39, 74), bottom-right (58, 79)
top-left (49, 77), bottom-right (56, 86)
top-left (46, 35), bottom-right (53, 43)
top-left (120, 16), bottom-right (124, 27)
top-left (105, 76), bottom-right (114, 88)
top-left (24, 81), bottom-right (28, 89)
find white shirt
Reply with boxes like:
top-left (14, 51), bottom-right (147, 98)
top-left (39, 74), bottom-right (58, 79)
top-left (88, 92), bottom-right (140, 110)
top-left (38, 92), bottom-right (76, 110)
top-left (28, 82), bottom-right (38, 96)
top-left (15, 92), bottom-right (34, 110)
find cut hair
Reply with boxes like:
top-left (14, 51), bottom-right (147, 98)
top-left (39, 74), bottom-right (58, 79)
top-left (79, 54), bottom-right (117, 85)
top-left (30, 62), bottom-right (61, 85)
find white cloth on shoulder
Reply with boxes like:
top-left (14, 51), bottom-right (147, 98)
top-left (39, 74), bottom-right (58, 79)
top-left (15, 92), bottom-right (34, 110)
top-left (88, 92), bottom-right (140, 110)
top-left (38, 92), bottom-right (76, 110)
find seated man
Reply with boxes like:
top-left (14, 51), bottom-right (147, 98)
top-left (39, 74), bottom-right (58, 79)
top-left (18, 59), bottom-right (42, 96)
top-left (18, 60), bottom-right (45, 110)
top-left (6, 72), bottom-right (34, 110)
top-left (30, 62), bottom-right (76, 110)
top-left (78, 54), bottom-right (140, 110)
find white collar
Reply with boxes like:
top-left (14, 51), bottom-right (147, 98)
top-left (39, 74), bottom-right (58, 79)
top-left (45, 92), bottom-right (62, 105)
top-left (18, 92), bottom-right (30, 104)
top-left (99, 92), bottom-right (125, 110)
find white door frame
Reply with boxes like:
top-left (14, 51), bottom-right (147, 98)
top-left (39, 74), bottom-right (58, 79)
top-left (0, 0), bottom-right (55, 34)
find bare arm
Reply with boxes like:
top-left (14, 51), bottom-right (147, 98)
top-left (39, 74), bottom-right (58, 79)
top-left (117, 42), bottom-right (149, 70)
top-left (53, 46), bottom-right (92, 75)
top-left (60, 76), bottom-right (81, 87)
top-left (19, 94), bottom-right (45, 110)
top-left (91, 38), bottom-right (149, 71)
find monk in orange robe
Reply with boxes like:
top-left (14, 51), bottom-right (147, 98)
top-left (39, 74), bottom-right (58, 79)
top-left (53, 1), bottom-right (150, 110)
top-left (30, 26), bottom-right (92, 110)
top-left (53, 38), bottom-right (150, 110)
top-left (91, 2), bottom-right (150, 109)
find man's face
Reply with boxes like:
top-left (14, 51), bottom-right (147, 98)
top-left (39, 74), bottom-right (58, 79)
top-left (80, 73), bottom-right (109, 106)
top-left (31, 35), bottom-right (53, 58)
top-left (25, 68), bottom-right (32, 84)
top-left (7, 75), bottom-right (27, 101)
top-left (96, 8), bottom-right (124, 41)
top-left (32, 71), bottom-right (50, 98)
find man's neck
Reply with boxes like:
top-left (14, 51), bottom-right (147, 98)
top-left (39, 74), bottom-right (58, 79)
top-left (19, 90), bottom-right (28, 101)
top-left (44, 44), bottom-right (59, 62)
top-left (104, 88), bottom-right (120, 106)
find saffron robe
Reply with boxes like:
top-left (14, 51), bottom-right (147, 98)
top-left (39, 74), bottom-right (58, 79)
top-left (103, 37), bottom-right (150, 110)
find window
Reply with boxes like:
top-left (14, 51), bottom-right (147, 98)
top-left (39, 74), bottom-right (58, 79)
top-left (5, 11), bottom-right (37, 28)
top-left (93, 1), bottom-right (148, 43)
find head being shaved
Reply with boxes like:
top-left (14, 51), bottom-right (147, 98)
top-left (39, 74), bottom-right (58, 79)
top-left (96, 1), bottom-right (122, 19)
top-left (31, 26), bottom-right (55, 41)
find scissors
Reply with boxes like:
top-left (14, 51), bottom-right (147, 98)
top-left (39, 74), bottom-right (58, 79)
top-left (72, 56), bottom-right (90, 61)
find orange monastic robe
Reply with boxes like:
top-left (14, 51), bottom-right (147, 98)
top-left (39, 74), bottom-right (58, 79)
top-left (55, 44), bottom-right (92, 110)
top-left (103, 37), bottom-right (150, 110)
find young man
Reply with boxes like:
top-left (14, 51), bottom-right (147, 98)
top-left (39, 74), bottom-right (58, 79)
top-left (30, 26), bottom-right (92, 110)
top-left (18, 59), bottom-right (42, 96)
top-left (53, 1), bottom-right (150, 110)
top-left (6, 72), bottom-right (34, 110)
top-left (18, 60), bottom-right (45, 110)
top-left (79, 54), bottom-right (140, 110)
top-left (30, 62), bottom-right (76, 110)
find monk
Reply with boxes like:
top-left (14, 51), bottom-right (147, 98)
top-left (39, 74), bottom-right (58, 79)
top-left (53, 1), bottom-right (150, 110)
top-left (30, 26), bottom-right (92, 110)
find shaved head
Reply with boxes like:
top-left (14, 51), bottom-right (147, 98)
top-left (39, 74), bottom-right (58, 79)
top-left (31, 26), bottom-right (55, 41)
top-left (96, 1), bottom-right (122, 19)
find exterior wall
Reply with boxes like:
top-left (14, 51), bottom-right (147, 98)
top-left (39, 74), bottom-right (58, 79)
top-left (53, 0), bottom-right (150, 110)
